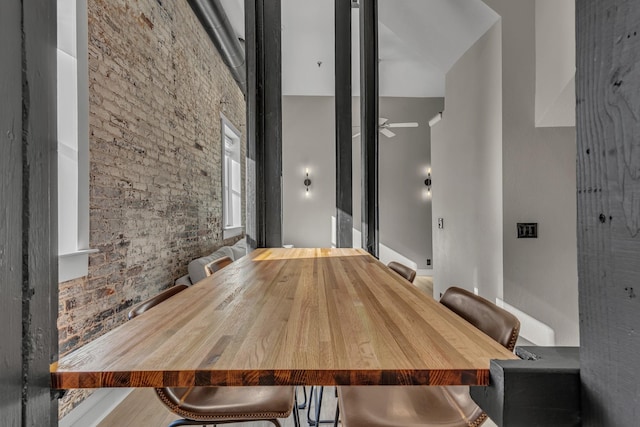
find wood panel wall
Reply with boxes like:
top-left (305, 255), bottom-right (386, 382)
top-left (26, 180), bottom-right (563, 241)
top-left (0, 0), bottom-right (58, 424)
top-left (0, 0), bottom-right (24, 424)
top-left (576, 1), bottom-right (640, 425)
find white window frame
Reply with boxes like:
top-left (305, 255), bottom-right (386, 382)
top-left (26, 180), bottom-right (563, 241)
top-left (221, 114), bottom-right (243, 239)
top-left (57, 0), bottom-right (96, 282)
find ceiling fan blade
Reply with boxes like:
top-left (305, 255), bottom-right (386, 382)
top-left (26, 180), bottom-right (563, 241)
top-left (387, 122), bottom-right (419, 128)
top-left (379, 117), bottom-right (389, 125)
top-left (352, 132), bottom-right (361, 138)
top-left (380, 128), bottom-right (396, 138)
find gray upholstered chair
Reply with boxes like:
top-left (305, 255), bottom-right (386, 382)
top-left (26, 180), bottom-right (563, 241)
top-left (128, 285), bottom-right (300, 427)
top-left (335, 286), bottom-right (520, 427)
top-left (387, 261), bottom-right (417, 283)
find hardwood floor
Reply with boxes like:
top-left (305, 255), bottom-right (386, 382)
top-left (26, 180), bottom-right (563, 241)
top-left (413, 275), bottom-right (433, 297)
top-left (98, 387), bottom-right (337, 427)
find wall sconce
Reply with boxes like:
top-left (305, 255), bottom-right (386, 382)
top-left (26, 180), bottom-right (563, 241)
top-left (304, 168), bottom-right (312, 196)
top-left (424, 169), bottom-right (432, 195)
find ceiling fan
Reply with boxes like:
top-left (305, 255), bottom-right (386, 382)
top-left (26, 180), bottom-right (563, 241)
top-left (352, 118), bottom-right (419, 139)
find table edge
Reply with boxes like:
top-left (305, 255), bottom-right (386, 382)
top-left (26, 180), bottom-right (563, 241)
top-left (49, 365), bottom-right (515, 388)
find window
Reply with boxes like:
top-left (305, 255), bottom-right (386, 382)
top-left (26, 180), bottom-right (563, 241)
top-left (57, 0), bottom-right (94, 282)
top-left (222, 115), bottom-right (243, 238)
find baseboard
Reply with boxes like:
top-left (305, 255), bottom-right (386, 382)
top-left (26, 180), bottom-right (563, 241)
top-left (59, 388), bottom-right (133, 427)
top-left (496, 298), bottom-right (556, 346)
top-left (416, 269), bottom-right (433, 276)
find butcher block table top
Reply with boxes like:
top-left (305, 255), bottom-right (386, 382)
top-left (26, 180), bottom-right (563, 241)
top-left (51, 248), bottom-right (516, 389)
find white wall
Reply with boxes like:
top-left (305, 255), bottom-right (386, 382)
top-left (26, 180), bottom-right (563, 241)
top-left (484, 0), bottom-right (579, 345)
top-left (282, 96), bottom-right (442, 270)
top-left (433, 1), bottom-right (579, 346)
top-left (282, 96), bottom-right (335, 248)
top-left (431, 22), bottom-right (503, 304)
top-left (352, 97), bottom-right (444, 270)
top-left (535, 0), bottom-right (575, 127)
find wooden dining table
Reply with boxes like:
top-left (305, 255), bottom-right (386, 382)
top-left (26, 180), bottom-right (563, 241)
top-left (51, 248), bottom-right (516, 389)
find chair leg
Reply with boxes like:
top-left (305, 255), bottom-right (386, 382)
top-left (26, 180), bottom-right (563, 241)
top-left (297, 386), bottom-right (308, 409)
top-left (333, 403), bottom-right (340, 427)
top-left (293, 391), bottom-right (301, 427)
top-left (306, 386), bottom-right (334, 426)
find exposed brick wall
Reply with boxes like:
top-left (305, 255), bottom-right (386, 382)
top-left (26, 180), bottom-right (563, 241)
top-left (58, 0), bottom-right (245, 417)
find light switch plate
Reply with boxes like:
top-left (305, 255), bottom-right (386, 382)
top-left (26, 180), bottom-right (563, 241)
top-left (517, 223), bottom-right (537, 238)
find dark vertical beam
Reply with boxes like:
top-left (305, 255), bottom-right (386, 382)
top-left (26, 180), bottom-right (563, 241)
top-left (359, 0), bottom-right (379, 257)
top-left (335, 0), bottom-right (353, 248)
top-left (23, 0), bottom-right (58, 424)
top-left (1, 0), bottom-right (57, 424)
top-left (0, 0), bottom-right (24, 424)
top-left (245, 0), bottom-right (283, 249)
top-left (244, 0), bottom-right (258, 249)
top-left (576, 0), bottom-right (640, 425)
top-left (245, 0), bottom-right (258, 249)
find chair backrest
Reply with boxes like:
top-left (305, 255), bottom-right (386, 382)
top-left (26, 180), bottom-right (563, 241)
top-left (387, 261), bottom-right (417, 283)
top-left (440, 287), bottom-right (520, 351)
top-left (204, 256), bottom-right (233, 277)
top-left (127, 284), bottom-right (188, 320)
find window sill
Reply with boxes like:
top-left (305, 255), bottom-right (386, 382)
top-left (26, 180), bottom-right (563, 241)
top-left (59, 248), bottom-right (99, 283)
top-left (223, 226), bottom-right (244, 240)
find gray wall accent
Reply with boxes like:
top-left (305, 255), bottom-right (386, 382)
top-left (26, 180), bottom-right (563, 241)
top-left (1, 0), bottom-right (58, 423)
top-left (282, 96), bottom-right (442, 268)
top-left (24, 0), bottom-right (59, 421)
top-left (431, 22), bottom-right (503, 304)
top-left (577, 0), bottom-right (640, 425)
top-left (1, 1), bottom-right (24, 423)
top-left (484, 0), bottom-right (579, 346)
top-left (282, 96), bottom-right (336, 248)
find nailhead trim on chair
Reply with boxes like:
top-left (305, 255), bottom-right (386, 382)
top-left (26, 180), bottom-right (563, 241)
top-left (439, 386), bottom-right (489, 427)
top-left (470, 412), bottom-right (488, 427)
top-left (469, 306), bottom-right (519, 427)
top-left (154, 388), bottom-right (293, 421)
top-left (507, 324), bottom-right (521, 352)
top-left (463, 314), bottom-right (519, 427)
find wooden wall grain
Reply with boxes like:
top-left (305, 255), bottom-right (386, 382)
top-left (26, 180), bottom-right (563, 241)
top-left (0, 0), bottom-right (58, 424)
top-left (23, 0), bottom-right (59, 423)
top-left (0, 0), bottom-right (25, 424)
top-left (576, 0), bottom-right (640, 425)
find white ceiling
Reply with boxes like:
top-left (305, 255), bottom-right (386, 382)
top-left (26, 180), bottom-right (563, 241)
top-left (223, 0), bottom-right (499, 97)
